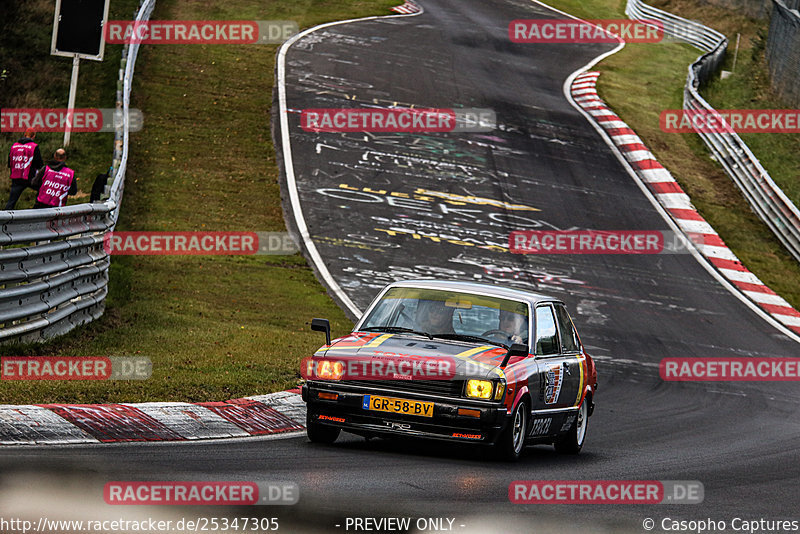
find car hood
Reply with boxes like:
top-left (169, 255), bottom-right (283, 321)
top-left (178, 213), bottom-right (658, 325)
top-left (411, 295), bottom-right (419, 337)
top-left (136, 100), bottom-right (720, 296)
top-left (313, 331), bottom-right (510, 380)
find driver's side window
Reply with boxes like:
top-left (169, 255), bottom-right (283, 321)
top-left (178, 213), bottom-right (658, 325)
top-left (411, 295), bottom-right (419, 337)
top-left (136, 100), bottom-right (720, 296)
top-left (534, 305), bottom-right (559, 356)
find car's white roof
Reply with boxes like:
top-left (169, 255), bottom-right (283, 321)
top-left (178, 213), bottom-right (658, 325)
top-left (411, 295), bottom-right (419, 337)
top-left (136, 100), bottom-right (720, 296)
top-left (387, 279), bottom-right (561, 306)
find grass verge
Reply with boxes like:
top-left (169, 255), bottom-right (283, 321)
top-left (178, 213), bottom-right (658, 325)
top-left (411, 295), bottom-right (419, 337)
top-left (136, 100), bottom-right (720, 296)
top-left (543, 0), bottom-right (800, 310)
top-left (0, 0), bottom-right (398, 404)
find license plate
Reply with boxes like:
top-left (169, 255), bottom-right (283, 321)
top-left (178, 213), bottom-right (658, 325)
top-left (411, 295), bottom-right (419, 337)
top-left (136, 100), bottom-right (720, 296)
top-left (362, 395), bottom-right (433, 417)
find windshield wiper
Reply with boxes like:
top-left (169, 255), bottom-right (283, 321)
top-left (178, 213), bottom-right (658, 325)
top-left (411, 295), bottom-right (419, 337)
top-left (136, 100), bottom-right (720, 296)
top-left (361, 326), bottom-right (433, 340)
top-left (430, 332), bottom-right (508, 349)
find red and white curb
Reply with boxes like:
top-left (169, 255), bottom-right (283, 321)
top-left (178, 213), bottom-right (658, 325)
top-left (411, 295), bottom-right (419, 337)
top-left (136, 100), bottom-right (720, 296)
top-left (391, 0), bottom-right (422, 15)
top-left (0, 390), bottom-right (306, 445)
top-left (571, 71), bottom-right (800, 336)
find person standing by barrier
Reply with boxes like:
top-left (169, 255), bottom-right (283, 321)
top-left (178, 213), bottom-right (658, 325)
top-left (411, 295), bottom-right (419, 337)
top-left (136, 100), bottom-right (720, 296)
top-left (5, 128), bottom-right (43, 209)
top-left (31, 148), bottom-right (78, 209)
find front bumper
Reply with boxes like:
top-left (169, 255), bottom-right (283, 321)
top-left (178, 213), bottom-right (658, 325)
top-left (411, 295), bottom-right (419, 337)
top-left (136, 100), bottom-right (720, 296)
top-left (303, 382), bottom-right (509, 444)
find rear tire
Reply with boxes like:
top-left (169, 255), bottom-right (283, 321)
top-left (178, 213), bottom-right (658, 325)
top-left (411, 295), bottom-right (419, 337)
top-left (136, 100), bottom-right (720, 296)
top-left (493, 399), bottom-right (528, 461)
top-left (306, 413), bottom-right (340, 444)
top-left (554, 398), bottom-right (588, 454)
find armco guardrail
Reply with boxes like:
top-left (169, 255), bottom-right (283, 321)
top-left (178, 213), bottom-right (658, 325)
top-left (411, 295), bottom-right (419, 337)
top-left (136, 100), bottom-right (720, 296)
top-left (626, 0), bottom-right (800, 264)
top-left (0, 0), bottom-right (155, 344)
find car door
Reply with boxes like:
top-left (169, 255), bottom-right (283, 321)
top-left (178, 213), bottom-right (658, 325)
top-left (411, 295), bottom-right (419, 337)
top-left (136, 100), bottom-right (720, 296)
top-left (531, 304), bottom-right (581, 412)
top-left (553, 303), bottom-right (585, 408)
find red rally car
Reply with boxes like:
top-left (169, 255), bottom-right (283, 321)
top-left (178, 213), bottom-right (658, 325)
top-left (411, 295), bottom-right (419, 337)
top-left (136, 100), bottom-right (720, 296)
top-left (301, 279), bottom-right (597, 461)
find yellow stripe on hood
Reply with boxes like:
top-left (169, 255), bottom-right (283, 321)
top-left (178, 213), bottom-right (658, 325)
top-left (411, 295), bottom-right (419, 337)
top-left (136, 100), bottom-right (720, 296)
top-left (324, 333), bottom-right (393, 352)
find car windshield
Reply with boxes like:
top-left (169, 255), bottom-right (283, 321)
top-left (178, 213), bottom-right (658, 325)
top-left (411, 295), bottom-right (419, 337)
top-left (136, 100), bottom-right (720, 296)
top-left (359, 287), bottom-right (529, 346)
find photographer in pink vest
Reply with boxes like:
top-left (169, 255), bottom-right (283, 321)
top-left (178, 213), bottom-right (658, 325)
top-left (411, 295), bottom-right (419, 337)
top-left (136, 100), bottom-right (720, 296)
top-left (5, 128), bottom-right (44, 210)
top-left (31, 148), bottom-right (78, 209)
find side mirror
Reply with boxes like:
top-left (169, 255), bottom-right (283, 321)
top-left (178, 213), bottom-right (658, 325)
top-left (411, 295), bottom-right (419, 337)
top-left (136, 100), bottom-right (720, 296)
top-left (500, 343), bottom-right (529, 368)
top-left (310, 318), bottom-right (331, 345)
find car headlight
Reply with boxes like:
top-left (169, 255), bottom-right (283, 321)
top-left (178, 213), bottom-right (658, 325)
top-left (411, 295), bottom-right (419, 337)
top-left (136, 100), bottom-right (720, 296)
top-left (465, 379), bottom-right (493, 400)
top-left (310, 360), bottom-right (344, 380)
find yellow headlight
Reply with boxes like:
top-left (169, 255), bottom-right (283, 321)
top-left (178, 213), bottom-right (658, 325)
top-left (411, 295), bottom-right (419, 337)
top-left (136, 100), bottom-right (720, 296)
top-left (317, 360), bottom-right (344, 380)
top-left (466, 379), bottom-right (493, 400)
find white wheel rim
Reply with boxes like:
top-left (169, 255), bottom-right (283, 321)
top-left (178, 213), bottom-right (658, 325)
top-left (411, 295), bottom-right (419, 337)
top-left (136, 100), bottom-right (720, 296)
top-left (576, 401), bottom-right (588, 445)
top-left (513, 405), bottom-right (526, 453)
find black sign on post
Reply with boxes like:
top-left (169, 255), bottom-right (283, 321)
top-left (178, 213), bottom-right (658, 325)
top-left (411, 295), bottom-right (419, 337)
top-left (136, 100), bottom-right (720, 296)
top-left (51, 0), bottom-right (110, 61)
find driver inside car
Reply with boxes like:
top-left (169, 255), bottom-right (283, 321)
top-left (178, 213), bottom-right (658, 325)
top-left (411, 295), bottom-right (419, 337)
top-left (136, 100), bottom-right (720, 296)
top-left (496, 309), bottom-right (528, 345)
top-left (415, 299), bottom-right (455, 335)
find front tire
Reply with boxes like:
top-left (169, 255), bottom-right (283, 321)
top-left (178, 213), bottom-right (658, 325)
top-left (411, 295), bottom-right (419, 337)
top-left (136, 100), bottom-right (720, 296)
top-left (554, 398), bottom-right (588, 454)
top-left (493, 399), bottom-right (528, 461)
top-left (306, 412), bottom-right (340, 444)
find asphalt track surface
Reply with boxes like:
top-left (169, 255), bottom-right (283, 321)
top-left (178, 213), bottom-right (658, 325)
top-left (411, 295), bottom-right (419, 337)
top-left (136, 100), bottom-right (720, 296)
top-left (2, 0), bottom-right (800, 532)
